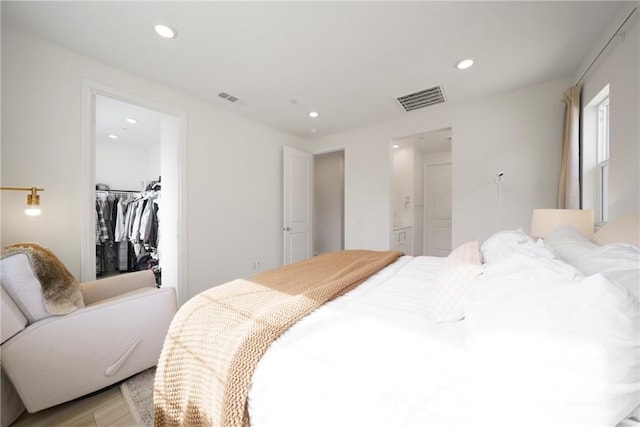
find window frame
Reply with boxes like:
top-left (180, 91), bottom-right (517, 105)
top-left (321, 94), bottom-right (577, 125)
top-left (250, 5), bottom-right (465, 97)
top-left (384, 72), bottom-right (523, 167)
top-left (596, 95), bottom-right (610, 224)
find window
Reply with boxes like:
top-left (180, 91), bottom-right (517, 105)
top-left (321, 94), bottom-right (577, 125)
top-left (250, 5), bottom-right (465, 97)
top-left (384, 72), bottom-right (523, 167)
top-left (582, 84), bottom-right (609, 225)
top-left (596, 96), bottom-right (609, 223)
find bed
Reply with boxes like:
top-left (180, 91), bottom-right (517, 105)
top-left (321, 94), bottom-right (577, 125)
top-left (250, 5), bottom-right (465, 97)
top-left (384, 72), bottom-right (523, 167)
top-left (154, 215), bottom-right (640, 427)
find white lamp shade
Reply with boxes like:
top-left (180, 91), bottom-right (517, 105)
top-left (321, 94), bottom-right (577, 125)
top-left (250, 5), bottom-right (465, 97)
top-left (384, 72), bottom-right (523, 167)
top-left (530, 209), bottom-right (594, 238)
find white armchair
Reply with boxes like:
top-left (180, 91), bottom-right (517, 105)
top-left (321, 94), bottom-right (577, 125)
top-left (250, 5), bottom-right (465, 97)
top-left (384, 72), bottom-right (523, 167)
top-left (0, 252), bottom-right (177, 426)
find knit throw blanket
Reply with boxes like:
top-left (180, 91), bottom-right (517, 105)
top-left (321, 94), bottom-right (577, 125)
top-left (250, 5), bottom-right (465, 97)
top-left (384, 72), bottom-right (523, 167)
top-left (153, 249), bottom-right (401, 427)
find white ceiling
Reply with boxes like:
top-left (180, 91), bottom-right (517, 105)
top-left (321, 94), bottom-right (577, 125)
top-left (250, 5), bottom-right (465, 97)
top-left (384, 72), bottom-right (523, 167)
top-left (3, 1), bottom-right (629, 139)
top-left (95, 95), bottom-right (162, 147)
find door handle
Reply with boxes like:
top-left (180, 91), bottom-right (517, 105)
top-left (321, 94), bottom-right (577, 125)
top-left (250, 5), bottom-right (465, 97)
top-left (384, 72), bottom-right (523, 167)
top-left (283, 226), bottom-right (291, 231)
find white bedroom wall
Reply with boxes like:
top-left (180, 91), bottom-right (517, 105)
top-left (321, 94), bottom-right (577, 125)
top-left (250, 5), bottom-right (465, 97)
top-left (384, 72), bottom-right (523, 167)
top-left (579, 17), bottom-right (639, 220)
top-left (1, 26), bottom-right (307, 300)
top-left (312, 78), bottom-right (569, 249)
top-left (451, 81), bottom-right (568, 243)
top-left (95, 142), bottom-right (160, 191)
top-left (392, 145), bottom-right (414, 227)
top-left (412, 147), bottom-right (424, 255)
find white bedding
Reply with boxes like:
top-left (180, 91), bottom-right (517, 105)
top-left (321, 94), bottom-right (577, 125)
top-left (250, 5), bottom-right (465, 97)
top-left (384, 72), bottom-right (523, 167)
top-left (247, 233), bottom-right (639, 427)
top-left (248, 255), bottom-right (470, 427)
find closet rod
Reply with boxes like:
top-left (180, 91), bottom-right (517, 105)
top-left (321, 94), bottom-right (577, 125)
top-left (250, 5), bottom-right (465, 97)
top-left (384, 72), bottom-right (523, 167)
top-left (96, 190), bottom-right (140, 193)
top-left (575, 6), bottom-right (637, 86)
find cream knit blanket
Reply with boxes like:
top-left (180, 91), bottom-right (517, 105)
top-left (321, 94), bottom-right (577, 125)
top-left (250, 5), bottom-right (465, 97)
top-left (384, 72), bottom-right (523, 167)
top-left (153, 250), bottom-right (401, 427)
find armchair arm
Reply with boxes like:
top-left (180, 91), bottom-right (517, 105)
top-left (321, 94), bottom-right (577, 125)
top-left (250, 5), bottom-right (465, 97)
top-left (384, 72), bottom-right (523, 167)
top-left (1, 286), bottom-right (176, 413)
top-left (80, 270), bottom-right (158, 305)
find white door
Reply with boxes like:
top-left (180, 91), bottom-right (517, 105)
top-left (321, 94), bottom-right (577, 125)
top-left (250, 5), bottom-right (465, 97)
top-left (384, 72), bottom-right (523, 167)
top-left (283, 146), bottom-right (313, 265)
top-left (424, 163), bottom-right (452, 256)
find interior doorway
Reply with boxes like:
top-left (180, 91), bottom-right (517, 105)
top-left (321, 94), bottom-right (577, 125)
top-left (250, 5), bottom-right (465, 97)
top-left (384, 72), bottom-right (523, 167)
top-left (391, 128), bottom-right (452, 256)
top-left (94, 95), bottom-right (162, 279)
top-left (80, 82), bottom-right (187, 303)
top-left (313, 150), bottom-right (345, 255)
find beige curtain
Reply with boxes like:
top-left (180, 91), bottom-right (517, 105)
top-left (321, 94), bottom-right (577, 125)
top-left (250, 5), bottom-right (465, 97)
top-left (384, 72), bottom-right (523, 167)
top-left (558, 85), bottom-right (582, 209)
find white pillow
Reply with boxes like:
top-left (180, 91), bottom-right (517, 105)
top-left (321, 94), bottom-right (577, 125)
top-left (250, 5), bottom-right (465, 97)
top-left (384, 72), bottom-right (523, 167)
top-left (481, 228), bottom-right (554, 264)
top-left (427, 241), bottom-right (483, 323)
top-left (568, 244), bottom-right (640, 301)
top-left (604, 269), bottom-right (640, 302)
top-left (481, 229), bottom-right (531, 263)
top-left (571, 244), bottom-right (639, 275)
top-left (465, 273), bottom-right (639, 427)
top-left (543, 224), bottom-right (599, 263)
top-left (1, 253), bottom-right (51, 323)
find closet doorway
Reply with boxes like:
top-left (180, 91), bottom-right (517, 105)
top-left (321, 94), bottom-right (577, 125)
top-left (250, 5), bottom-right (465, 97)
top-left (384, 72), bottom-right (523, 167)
top-left (80, 83), bottom-right (187, 304)
top-left (94, 95), bottom-right (163, 280)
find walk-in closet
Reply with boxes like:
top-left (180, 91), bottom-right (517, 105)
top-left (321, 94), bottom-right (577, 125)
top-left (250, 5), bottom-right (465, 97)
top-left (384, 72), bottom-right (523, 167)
top-left (95, 95), bottom-right (164, 284)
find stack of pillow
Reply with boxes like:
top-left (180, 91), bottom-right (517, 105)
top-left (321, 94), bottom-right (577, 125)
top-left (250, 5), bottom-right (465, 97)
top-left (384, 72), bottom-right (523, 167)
top-left (427, 218), bottom-right (639, 427)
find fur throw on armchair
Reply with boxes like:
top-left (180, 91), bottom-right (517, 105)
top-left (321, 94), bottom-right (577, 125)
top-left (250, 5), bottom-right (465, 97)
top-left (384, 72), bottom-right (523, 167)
top-left (1, 243), bottom-right (84, 315)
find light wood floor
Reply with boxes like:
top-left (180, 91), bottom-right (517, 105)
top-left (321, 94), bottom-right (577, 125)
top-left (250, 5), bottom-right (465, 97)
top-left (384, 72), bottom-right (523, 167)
top-left (11, 385), bottom-right (137, 427)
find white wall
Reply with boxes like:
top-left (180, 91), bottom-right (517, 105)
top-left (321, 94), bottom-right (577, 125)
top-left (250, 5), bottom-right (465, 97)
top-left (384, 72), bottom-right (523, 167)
top-left (96, 142), bottom-right (160, 191)
top-left (159, 116), bottom-right (179, 298)
top-left (1, 26), bottom-right (307, 300)
top-left (451, 81), bottom-right (568, 242)
top-left (392, 145), bottom-right (414, 227)
top-left (423, 151), bottom-right (452, 167)
top-left (412, 147), bottom-right (424, 255)
top-left (580, 18), bottom-right (639, 220)
top-left (312, 78), bottom-right (569, 249)
top-left (313, 151), bottom-right (344, 254)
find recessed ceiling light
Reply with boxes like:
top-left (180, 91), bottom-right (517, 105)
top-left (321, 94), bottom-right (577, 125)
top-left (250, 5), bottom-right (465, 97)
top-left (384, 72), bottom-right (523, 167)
top-left (126, 118), bottom-right (137, 124)
top-left (311, 128), bottom-right (318, 133)
top-left (154, 24), bottom-right (177, 39)
top-left (392, 144), bottom-right (400, 149)
top-left (108, 134), bottom-right (119, 140)
top-left (455, 58), bottom-right (474, 70)
top-left (309, 111), bottom-right (319, 118)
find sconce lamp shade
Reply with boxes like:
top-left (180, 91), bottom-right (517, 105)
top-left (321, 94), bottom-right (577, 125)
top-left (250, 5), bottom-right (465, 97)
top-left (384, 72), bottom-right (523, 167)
top-left (530, 209), bottom-right (594, 238)
top-left (25, 190), bottom-right (42, 216)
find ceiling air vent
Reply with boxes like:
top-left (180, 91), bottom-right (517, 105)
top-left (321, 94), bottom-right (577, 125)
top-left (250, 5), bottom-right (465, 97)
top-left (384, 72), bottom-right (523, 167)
top-left (218, 92), bottom-right (239, 103)
top-left (396, 86), bottom-right (446, 112)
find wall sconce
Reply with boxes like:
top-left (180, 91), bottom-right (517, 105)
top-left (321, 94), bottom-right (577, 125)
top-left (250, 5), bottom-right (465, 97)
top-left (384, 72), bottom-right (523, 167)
top-left (0, 187), bottom-right (45, 216)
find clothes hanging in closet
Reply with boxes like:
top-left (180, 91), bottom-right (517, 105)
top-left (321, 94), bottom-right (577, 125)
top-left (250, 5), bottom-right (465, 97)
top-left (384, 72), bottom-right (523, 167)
top-left (95, 189), bottom-right (160, 277)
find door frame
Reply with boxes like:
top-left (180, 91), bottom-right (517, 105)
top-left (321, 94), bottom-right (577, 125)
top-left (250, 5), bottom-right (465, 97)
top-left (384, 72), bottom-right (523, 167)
top-left (80, 80), bottom-right (189, 304)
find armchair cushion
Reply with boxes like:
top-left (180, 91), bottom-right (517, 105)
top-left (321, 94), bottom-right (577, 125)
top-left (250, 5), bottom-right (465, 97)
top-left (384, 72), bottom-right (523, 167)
top-left (1, 243), bottom-right (84, 321)
top-left (1, 287), bottom-right (27, 343)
